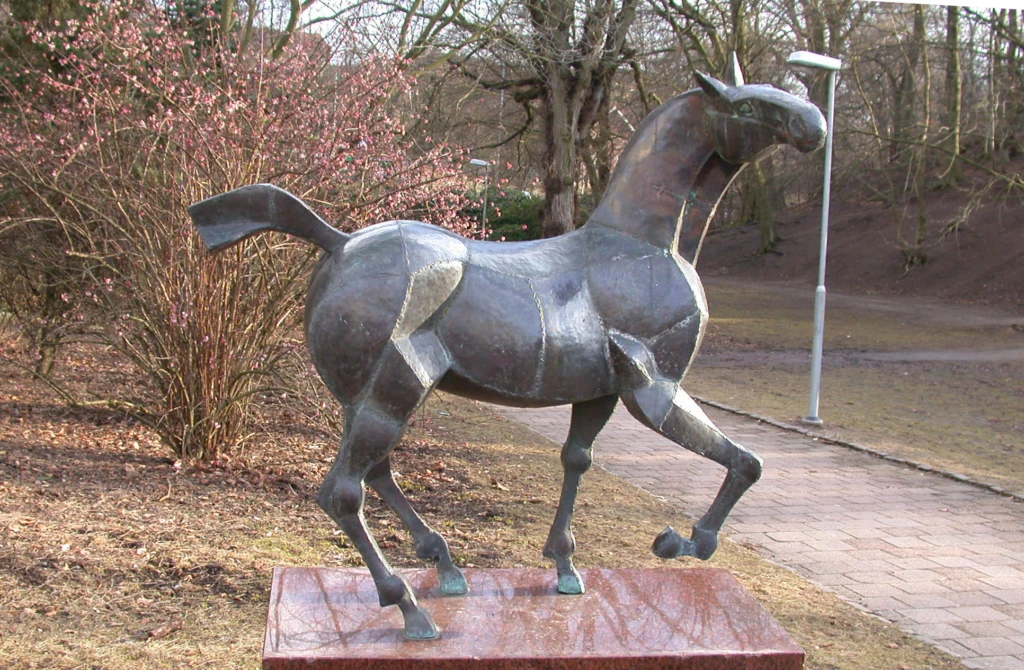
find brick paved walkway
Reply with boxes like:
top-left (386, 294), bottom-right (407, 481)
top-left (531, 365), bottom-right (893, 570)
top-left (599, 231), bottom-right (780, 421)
top-left (495, 402), bottom-right (1024, 670)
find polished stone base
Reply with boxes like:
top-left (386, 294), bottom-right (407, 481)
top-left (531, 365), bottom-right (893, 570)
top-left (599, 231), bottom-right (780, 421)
top-left (263, 567), bottom-right (804, 669)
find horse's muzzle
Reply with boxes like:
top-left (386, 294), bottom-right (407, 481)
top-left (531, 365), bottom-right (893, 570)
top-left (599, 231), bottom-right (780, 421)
top-left (787, 106), bottom-right (827, 153)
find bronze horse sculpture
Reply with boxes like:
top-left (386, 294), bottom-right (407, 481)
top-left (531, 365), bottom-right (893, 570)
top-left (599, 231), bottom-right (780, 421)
top-left (189, 59), bottom-right (826, 640)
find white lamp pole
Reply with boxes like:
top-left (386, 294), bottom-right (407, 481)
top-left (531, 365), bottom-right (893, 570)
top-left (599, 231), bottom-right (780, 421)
top-left (469, 158), bottom-right (491, 234)
top-left (787, 50), bottom-right (842, 427)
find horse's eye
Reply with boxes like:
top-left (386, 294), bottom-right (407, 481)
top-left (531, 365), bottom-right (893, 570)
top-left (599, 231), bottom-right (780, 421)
top-left (736, 102), bottom-right (754, 117)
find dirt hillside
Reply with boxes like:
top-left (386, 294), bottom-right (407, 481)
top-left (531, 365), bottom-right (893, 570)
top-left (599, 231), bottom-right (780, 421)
top-left (698, 183), bottom-right (1024, 311)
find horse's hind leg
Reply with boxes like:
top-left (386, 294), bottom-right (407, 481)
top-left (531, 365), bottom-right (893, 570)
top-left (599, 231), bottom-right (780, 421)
top-left (366, 455), bottom-right (467, 596)
top-left (543, 394), bottom-right (618, 595)
top-left (319, 408), bottom-right (439, 639)
top-left (620, 382), bottom-right (762, 561)
top-left (318, 338), bottom-right (449, 639)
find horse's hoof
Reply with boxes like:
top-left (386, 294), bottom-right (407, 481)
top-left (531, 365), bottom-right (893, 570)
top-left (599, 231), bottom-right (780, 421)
top-left (691, 526), bottom-right (718, 560)
top-left (652, 526), bottom-right (691, 559)
top-left (402, 606), bottom-right (440, 640)
top-left (439, 565), bottom-right (469, 596)
top-left (556, 568), bottom-right (586, 595)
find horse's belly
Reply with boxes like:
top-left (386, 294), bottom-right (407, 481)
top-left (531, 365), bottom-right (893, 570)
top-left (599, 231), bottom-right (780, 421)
top-left (531, 269), bottom-right (613, 401)
top-left (438, 266), bottom-right (543, 398)
top-left (437, 266), bottom-right (612, 405)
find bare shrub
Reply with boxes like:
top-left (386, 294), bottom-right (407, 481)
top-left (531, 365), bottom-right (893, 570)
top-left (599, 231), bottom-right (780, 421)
top-left (0, 0), bottom-right (473, 461)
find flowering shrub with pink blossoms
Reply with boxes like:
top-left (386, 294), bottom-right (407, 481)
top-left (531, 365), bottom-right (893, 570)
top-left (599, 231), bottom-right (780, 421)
top-left (0, 0), bottom-right (474, 460)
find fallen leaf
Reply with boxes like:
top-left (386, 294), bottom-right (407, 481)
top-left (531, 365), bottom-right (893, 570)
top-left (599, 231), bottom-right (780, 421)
top-left (149, 619), bottom-right (183, 640)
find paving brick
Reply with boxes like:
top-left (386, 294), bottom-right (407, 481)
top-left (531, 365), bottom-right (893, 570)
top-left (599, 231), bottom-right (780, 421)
top-left (978, 565), bottom-right (1024, 579)
top-left (895, 580), bottom-right (954, 595)
top-left (933, 638), bottom-right (978, 659)
top-left (896, 607), bottom-right (965, 624)
top-left (981, 576), bottom-right (1024, 590)
top-left (891, 568), bottom-right (943, 582)
top-left (987, 589), bottom-right (1024, 605)
top-left (893, 556), bottom-right (943, 570)
top-left (858, 595), bottom-right (908, 612)
top-left (959, 636), bottom-right (1024, 657)
top-left (955, 620), bottom-right (1024, 638)
top-left (947, 592), bottom-right (1006, 607)
top-left (846, 582), bottom-right (905, 598)
top-left (805, 538), bottom-right (856, 552)
top-left (996, 605), bottom-right (1024, 620)
top-left (931, 555), bottom-right (984, 568)
top-left (972, 554), bottom-right (1022, 567)
top-left (962, 657), bottom-right (1024, 670)
top-left (905, 621), bottom-right (974, 641)
top-left (765, 530), bottom-right (811, 543)
top-left (947, 606), bottom-right (1011, 622)
top-left (893, 593), bottom-right (961, 609)
top-left (800, 560), bottom-right (859, 575)
top-left (882, 536), bottom-right (933, 549)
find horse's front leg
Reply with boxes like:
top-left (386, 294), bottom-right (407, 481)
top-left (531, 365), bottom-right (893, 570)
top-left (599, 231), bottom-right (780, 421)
top-left (620, 381), bottom-right (762, 560)
top-left (543, 394), bottom-right (618, 594)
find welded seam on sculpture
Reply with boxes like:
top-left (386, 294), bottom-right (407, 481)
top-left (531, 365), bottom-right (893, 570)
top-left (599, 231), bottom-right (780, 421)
top-left (527, 277), bottom-right (549, 396)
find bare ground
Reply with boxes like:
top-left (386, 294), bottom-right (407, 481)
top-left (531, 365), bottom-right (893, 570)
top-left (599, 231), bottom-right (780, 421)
top-left (0, 342), bottom-right (962, 670)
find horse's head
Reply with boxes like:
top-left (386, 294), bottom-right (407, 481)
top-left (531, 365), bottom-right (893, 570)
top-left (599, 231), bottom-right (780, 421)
top-left (696, 54), bottom-right (826, 164)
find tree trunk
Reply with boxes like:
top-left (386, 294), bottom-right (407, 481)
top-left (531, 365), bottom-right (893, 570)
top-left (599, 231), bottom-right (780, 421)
top-left (1006, 10), bottom-right (1023, 158)
top-left (528, 0), bottom-right (638, 237)
top-left (901, 5), bottom-right (930, 269)
top-left (738, 161), bottom-right (778, 254)
top-left (582, 68), bottom-right (615, 210)
top-left (942, 6), bottom-right (962, 186)
top-left (891, 6), bottom-right (924, 164)
top-left (540, 71), bottom-right (578, 238)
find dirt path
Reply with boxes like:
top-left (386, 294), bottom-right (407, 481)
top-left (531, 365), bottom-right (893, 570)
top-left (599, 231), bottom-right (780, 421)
top-left (702, 348), bottom-right (1024, 365)
top-left (706, 277), bottom-right (1024, 328)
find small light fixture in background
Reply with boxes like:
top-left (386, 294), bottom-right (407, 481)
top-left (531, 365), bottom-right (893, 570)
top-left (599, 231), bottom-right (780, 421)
top-left (468, 159), bottom-right (491, 235)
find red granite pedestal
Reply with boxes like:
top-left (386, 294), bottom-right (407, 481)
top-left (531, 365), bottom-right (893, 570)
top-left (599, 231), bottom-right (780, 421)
top-left (263, 567), bottom-right (804, 669)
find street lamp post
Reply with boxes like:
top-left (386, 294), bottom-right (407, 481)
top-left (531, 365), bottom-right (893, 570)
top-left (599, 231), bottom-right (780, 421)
top-left (469, 158), bottom-right (491, 234)
top-left (787, 50), bottom-right (842, 427)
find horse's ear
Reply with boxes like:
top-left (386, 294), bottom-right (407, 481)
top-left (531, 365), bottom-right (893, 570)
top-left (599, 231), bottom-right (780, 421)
top-left (695, 71), bottom-right (728, 99)
top-left (724, 52), bottom-right (745, 87)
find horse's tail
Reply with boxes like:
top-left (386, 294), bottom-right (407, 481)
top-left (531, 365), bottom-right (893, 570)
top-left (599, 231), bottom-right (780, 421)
top-left (188, 184), bottom-right (349, 254)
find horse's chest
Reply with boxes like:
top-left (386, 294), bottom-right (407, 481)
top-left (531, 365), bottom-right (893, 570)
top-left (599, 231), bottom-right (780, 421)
top-left (587, 254), bottom-right (704, 337)
top-left (586, 254), bottom-right (706, 382)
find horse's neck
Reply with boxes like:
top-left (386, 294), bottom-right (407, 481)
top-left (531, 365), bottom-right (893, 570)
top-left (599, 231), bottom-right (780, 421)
top-left (585, 91), bottom-right (743, 263)
top-left (677, 155), bottom-right (745, 265)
